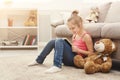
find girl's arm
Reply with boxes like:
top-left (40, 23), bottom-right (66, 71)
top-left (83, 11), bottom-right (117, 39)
top-left (76, 34), bottom-right (94, 56)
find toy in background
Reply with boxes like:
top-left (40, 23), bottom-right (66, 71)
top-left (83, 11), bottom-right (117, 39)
top-left (74, 39), bottom-right (117, 74)
top-left (1, 40), bottom-right (18, 46)
top-left (86, 7), bottom-right (99, 23)
top-left (24, 10), bottom-right (37, 26)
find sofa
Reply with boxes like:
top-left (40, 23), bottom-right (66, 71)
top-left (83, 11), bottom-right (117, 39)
top-left (50, 2), bottom-right (120, 70)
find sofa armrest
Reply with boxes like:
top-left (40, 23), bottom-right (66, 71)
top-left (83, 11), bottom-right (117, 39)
top-left (51, 20), bottom-right (64, 28)
top-left (55, 25), bottom-right (72, 37)
top-left (101, 23), bottom-right (120, 39)
top-left (84, 23), bottom-right (105, 38)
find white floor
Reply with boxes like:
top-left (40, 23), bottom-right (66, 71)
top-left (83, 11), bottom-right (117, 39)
top-left (0, 49), bottom-right (120, 80)
top-left (0, 49), bottom-right (38, 57)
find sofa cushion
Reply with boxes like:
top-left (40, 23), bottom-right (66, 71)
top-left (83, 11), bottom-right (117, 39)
top-left (98, 2), bottom-right (111, 22)
top-left (101, 23), bottom-right (120, 39)
top-left (55, 25), bottom-right (73, 37)
top-left (104, 2), bottom-right (120, 23)
top-left (84, 23), bottom-right (104, 38)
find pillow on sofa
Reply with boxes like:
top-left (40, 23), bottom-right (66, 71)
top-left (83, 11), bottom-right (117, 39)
top-left (104, 2), bottom-right (120, 23)
top-left (98, 2), bottom-right (111, 22)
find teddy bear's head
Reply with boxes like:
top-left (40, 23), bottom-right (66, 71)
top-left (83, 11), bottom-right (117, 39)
top-left (85, 7), bottom-right (99, 23)
top-left (90, 7), bottom-right (99, 13)
top-left (24, 10), bottom-right (37, 26)
top-left (94, 39), bottom-right (116, 55)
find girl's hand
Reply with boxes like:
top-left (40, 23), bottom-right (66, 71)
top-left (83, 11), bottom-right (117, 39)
top-left (72, 46), bottom-right (79, 53)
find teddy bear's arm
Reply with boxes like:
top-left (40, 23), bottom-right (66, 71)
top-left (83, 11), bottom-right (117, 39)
top-left (101, 57), bottom-right (112, 73)
top-left (73, 55), bottom-right (85, 68)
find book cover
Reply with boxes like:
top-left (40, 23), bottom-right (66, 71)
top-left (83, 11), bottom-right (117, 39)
top-left (26, 35), bottom-right (35, 45)
top-left (23, 35), bottom-right (37, 45)
top-left (22, 35), bottom-right (27, 45)
top-left (63, 38), bottom-right (72, 46)
top-left (30, 35), bottom-right (36, 45)
top-left (24, 34), bottom-right (30, 45)
top-left (32, 36), bottom-right (37, 45)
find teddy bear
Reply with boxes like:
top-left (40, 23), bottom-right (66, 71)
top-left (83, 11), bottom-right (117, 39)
top-left (73, 55), bottom-right (85, 68)
top-left (74, 39), bottom-right (116, 74)
top-left (85, 39), bottom-right (116, 74)
top-left (24, 10), bottom-right (37, 26)
top-left (86, 7), bottom-right (99, 23)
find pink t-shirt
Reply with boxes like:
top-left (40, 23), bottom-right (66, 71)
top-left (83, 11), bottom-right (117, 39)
top-left (72, 33), bottom-right (89, 57)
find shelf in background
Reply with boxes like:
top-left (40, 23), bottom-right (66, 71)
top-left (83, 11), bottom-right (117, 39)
top-left (0, 9), bottom-right (39, 50)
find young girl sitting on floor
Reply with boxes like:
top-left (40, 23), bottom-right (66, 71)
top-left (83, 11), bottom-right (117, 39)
top-left (28, 12), bottom-right (94, 73)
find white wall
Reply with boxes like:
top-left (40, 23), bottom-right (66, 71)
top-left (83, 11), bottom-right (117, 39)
top-left (0, 0), bottom-right (120, 10)
top-left (37, 0), bottom-right (120, 10)
top-left (39, 14), bottom-right (51, 42)
top-left (0, 0), bottom-right (120, 42)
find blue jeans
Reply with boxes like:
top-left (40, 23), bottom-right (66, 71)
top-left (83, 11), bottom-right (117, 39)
top-left (36, 38), bottom-right (76, 68)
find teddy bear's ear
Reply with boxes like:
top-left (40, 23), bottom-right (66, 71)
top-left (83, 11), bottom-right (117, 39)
top-left (99, 39), bottom-right (116, 54)
top-left (112, 42), bottom-right (117, 52)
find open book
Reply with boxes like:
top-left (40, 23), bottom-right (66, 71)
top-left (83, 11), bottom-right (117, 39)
top-left (63, 38), bottom-right (72, 46)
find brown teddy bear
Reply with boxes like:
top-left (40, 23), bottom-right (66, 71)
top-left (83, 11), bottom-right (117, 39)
top-left (85, 39), bottom-right (116, 74)
top-left (74, 55), bottom-right (85, 68)
top-left (74, 39), bottom-right (116, 74)
top-left (86, 7), bottom-right (99, 23)
top-left (24, 10), bottom-right (37, 26)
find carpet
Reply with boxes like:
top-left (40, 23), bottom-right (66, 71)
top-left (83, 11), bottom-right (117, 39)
top-left (0, 51), bottom-right (120, 80)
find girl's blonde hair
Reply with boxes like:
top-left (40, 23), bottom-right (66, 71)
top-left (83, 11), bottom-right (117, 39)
top-left (67, 16), bottom-right (83, 27)
top-left (72, 10), bottom-right (79, 15)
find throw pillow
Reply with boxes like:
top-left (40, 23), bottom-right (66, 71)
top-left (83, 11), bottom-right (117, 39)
top-left (104, 2), bottom-right (120, 23)
top-left (98, 2), bottom-right (112, 22)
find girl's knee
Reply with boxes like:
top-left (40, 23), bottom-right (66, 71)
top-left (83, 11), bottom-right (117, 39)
top-left (56, 38), bottom-right (64, 43)
top-left (48, 39), bottom-right (55, 45)
top-left (50, 39), bottom-right (55, 42)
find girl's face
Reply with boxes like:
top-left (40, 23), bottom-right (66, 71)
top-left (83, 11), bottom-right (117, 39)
top-left (67, 20), bottom-right (80, 34)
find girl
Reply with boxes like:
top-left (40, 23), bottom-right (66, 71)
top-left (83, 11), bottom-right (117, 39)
top-left (28, 15), bottom-right (94, 73)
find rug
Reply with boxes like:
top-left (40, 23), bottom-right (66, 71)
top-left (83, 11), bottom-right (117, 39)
top-left (0, 51), bottom-right (120, 80)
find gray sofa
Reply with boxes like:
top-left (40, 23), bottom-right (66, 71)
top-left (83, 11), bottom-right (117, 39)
top-left (51, 2), bottom-right (120, 70)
